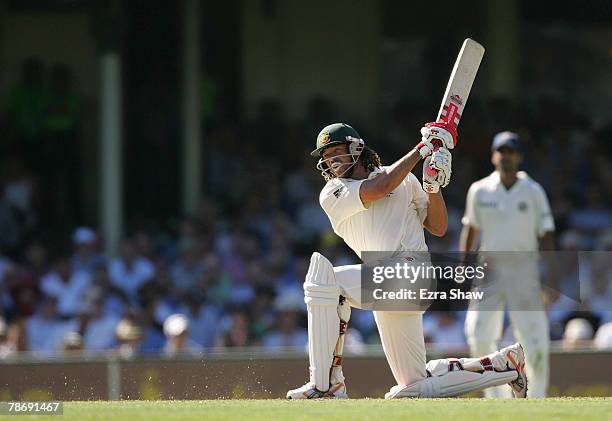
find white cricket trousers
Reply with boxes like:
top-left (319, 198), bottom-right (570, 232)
top-left (464, 276), bottom-right (549, 397)
top-left (334, 264), bottom-right (427, 385)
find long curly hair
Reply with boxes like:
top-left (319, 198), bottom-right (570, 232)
top-left (361, 146), bottom-right (382, 172)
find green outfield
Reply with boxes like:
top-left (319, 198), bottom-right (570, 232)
top-left (3, 398), bottom-right (611, 421)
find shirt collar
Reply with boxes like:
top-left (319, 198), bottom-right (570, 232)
top-left (367, 166), bottom-right (384, 180)
top-left (491, 171), bottom-right (527, 191)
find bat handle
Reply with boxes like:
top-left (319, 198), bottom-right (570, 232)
top-left (425, 143), bottom-right (441, 177)
top-left (425, 117), bottom-right (454, 177)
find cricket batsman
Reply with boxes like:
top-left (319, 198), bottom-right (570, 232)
top-left (461, 131), bottom-right (555, 398)
top-left (287, 123), bottom-right (528, 399)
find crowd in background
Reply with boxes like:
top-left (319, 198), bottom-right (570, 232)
top-left (0, 57), bottom-right (611, 359)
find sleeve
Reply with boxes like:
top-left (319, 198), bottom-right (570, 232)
top-left (461, 183), bottom-right (481, 229)
top-left (319, 178), bottom-right (367, 227)
top-left (534, 184), bottom-right (555, 236)
top-left (408, 172), bottom-right (429, 225)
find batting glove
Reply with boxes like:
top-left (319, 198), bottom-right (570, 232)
top-left (416, 122), bottom-right (457, 158)
top-left (422, 147), bottom-right (452, 193)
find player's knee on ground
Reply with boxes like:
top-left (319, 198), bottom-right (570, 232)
top-left (387, 369), bottom-right (517, 398)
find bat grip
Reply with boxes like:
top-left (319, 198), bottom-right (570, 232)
top-left (425, 143), bottom-right (441, 177)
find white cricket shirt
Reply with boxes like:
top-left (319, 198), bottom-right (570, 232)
top-left (462, 171), bottom-right (554, 251)
top-left (320, 167), bottom-right (429, 261)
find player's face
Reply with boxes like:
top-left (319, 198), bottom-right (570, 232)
top-left (492, 147), bottom-right (522, 173)
top-left (321, 144), bottom-right (353, 177)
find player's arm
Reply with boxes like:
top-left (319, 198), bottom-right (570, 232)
top-left (459, 224), bottom-right (480, 252)
top-left (359, 148), bottom-right (422, 206)
top-left (535, 185), bottom-right (558, 304)
top-left (459, 183), bottom-right (481, 256)
top-left (360, 122), bottom-right (456, 206)
top-left (539, 231), bottom-right (555, 250)
top-left (423, 191), bottom-right (448, 237)
top-left (539, 231), bottom-right (560, 305)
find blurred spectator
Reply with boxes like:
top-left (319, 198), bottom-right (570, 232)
top-left (568, 187), bottom-right (612, 236)
top-left (582, 245), bottom-right (612, 325)
top-left (249, 286), bottom-right (276, 342)
top-left (561, 318), bottom-right (594, 350)
top-left (283, 153), bottom-right (318, 208)
top-left (201, 255), bottom-right (237, 306)
top-left (0, 317), bottom-right (16, 359)
top-left (23, 241), bottom-right (49, 282)
top-left (423, 312), bottom-right (466, 351)
top-left (26, 297), bottom-right (78, 356)
top-left (71, 227), bottom-right (105, 274)
top-left (217, 307), bottom-right (251, 347)
top-left (4, 261), bottom-right (38, 318)
top-left (133, 231), bottom-right (158, 263)
top-left (60, 331), bottom-right (84, 356)
top-left (89, 266), bottom-right (127, 319)
top-left (0, 261), bottom-right (16, 318)
top-left (170, 240), bottom-right (206, 299)
top-left (593, 322), bottom-right (612, 350)
top-left (108, 239), bottom-right (155, 304)
top-left (349, 308), bottom-right (377, 343)
top-left (40, 255), bottom-right (91, 318)
top-left (548, 230), bottom-right (584, 338)
top-left (162, 313), bottom-right (203, 357)
top-left (81, 293), bottom-right (121, 353)
top-left (139, 284), bottom-right (170, 355)
top-left (296, 200), bottom-right (333, 240)
top-left (344, 329), bottom-right (366, 355)
top-left (177, 296), bottom-right (221, 349)
top-left (115, 317), bottom-right (143, 359)
top-left (261, 290), bottom-right (307, 350)
top-left (0, 198), bottom-right (24, 254)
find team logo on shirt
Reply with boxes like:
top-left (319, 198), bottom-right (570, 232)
top-left (518, 201), bottom-right (528, 212)
top-left (478, 201), bottom-right (498, 208)
top-left (333, 185), bottom-right (346, 198)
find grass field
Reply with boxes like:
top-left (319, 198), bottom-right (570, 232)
top-left (3, 398), bottom-right (611, 421)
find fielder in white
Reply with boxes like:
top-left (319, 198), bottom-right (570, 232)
top-left (461, 131), bottom-right (555, 398)
top-left (287, 122), bottom-right (528, 399)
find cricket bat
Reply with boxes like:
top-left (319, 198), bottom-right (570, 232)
top-left (426, 38), bottom-right (485, 176)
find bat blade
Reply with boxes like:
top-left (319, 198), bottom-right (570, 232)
top-left (425, 38), bottom-right (484, 178)
top-left (436, 38), bottom-right (485, 128)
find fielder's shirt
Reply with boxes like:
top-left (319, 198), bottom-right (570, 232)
top-left (319, 167), bottom-right (429, 260)
top-left (462, 171), bottom-right (555, 252)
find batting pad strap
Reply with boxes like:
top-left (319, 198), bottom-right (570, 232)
top-left (480, 357), bottom-right (494, 371)
top-left (304, 282), bottom-right (340, 306)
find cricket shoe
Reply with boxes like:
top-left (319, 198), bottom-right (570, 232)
top-left (499, 342), bottom-right (528, 398)
top-left (286, 382), bottom-right (348, 399)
